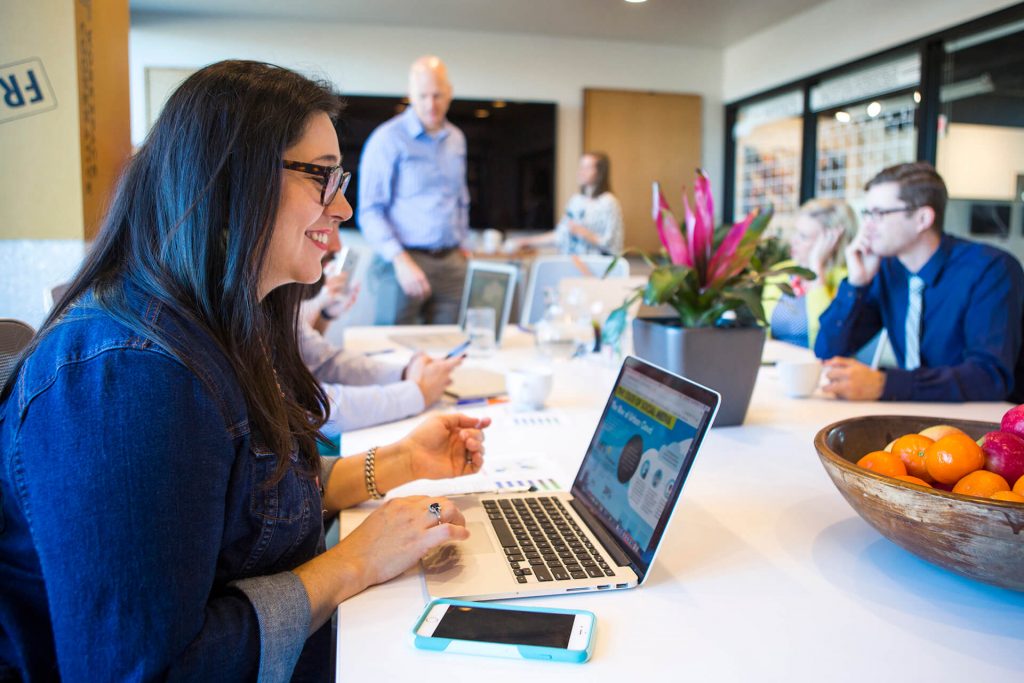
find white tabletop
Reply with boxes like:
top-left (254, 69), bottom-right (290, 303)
top-left (334, 328), bottom-right (1024, 681)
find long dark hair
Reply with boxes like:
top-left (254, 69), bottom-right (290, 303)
top-left (581, 151), bottom-right (612, 197)
top-left (5, 60), bottom-right (340, 480)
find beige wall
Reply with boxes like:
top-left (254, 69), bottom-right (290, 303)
top-left (0, 0), bottom-right (84, 240)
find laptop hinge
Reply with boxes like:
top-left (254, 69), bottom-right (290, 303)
top-left (569, 498), bottom-right (632, 567)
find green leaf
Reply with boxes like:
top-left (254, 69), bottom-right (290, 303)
top-left (602, 304), bottom-right (629, 346)
top-left (646, 266), bottom-right (689, 304)
top-left (725, 287), bottom-right (767, 326)
top-left (747, 205), bottom-right (774, 237)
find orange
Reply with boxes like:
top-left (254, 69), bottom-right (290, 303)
top-left (924, 433), bottom-right (985, 484)
top-left (857, 450), bottom-right (907, 478)
top-left (919, 424), bottom-right (967, 441)
top-left (894, 475), bottom-right (932, 488)
top-left (952, 470), bottom-right (1010, 498)
top-left (1015, 475), bottom-right (1024, 496)
top-left (991, 490), bottom-right (1024, 503)
top-left (890, 434), bottom-right (934, 481)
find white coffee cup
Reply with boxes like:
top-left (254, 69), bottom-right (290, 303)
top-left (778, 360), bottom-right (822, 398)
top-left (481, 228), bottom-right (503, 254)
top-left (506, 367), bottom-right (554, 410)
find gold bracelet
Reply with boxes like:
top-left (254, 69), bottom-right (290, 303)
top-left (364, 446), bottom-right (384, 500)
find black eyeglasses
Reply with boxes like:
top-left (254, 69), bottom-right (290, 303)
top-left (282, 160), bottom-right (351, 206)
top-left (860, 206), bottom-right (915, 221)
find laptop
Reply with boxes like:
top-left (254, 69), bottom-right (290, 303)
top-left (390, 261), bottom-right (518, 354)
top-left (423, 355), bottom-right (721, 600)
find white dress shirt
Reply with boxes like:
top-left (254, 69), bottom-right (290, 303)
top-left (298, 321), bottom-right (425, 435)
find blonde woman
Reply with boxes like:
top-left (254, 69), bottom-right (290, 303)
top-left (764, 199), bottom-right (858, 347)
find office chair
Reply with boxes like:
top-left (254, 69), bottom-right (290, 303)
top-left (520, 255), bottom-right (629, 328)
top-left (0, 319), bottom-right (36, 387)
top-left (45, 282), bottom-right (71, 311)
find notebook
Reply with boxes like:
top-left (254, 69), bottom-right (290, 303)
top-left (444, 367), bottom-right (507, 403)
top-left (422, 355), bottom-right (720, 600)
top-left (390, 261), bottom-right (518, 353)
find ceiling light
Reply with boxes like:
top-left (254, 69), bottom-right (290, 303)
top-left (866, 101), bottom-right (882, 117)
top-left (913, 91), bottom-right (921, 103)
top-left (834, 111), bottom-right (851, 123)
top-left (625, 0), bottom-right (648, 3)
top-left (474, 109), bottom-right (490, 118)
top-left (492, 100), bottom-right (507, 109)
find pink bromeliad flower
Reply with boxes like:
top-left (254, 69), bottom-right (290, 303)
top-left (604, 168), bottom-right (809, 340)
top-left (653, 169), bottom-right (761, 290)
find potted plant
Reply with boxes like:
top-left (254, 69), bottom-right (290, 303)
top-left (604, 170), bottom-right (811, 426)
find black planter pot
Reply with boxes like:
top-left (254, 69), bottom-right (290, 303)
top-left (631, 317), bottom-right (766, 427)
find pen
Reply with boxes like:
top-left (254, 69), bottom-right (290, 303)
top-left (455, 396), bottom-right (509, 407)
top-left (365, 349), bottom-right (396, 356)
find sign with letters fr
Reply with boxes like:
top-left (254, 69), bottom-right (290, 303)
top-left (0, 58), bottom-right (58, 125)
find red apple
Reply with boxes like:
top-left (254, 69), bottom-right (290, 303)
top-left (979, 430), bottom-right (1024, 485)
top-left (999, 404), bottom-right (1024, 439)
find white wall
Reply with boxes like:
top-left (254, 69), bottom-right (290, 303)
top-left (723, 0), bottom-right (1020, 102)
top-left (129, 15), bottom-right (724, 216)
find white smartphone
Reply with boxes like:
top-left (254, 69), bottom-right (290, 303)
top-left (413, 599), bottom-right (595, 663)
top-left (323, 246), bottom-right (360, 293)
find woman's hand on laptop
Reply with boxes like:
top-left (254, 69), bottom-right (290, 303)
top-left (317, 495), bottom-right (469, 597)
top-left (405, 353), bottom-right (463, 406)
top-left (400, 413), bottom-right (490, 480)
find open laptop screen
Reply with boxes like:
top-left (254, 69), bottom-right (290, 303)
top-left (571, 357), bottom-right (717, 573)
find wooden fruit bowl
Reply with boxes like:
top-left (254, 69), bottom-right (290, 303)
top-left (814, 415), bottom-right (1024, 592)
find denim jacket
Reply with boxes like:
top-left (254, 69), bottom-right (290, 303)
top-left (0, 287), bottom-right (329, 682)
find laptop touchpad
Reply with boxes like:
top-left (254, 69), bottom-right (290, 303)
top-left (460, 522), bottom-right (496, 554)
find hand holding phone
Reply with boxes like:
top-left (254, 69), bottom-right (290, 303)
top-left (321, 246), bottom-right (361, 318)
top-left (413, 599), bottom-right (595, 663)
top-left (445, 339), bottom-right (471, 359)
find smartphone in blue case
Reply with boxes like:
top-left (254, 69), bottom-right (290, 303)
top-left (413, 599), bottom-right (595, 663)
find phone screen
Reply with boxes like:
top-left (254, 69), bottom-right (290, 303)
top-left (433, 605), bottom-right (576, 649)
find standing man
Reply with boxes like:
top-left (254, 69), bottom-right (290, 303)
top-left (358, 55), bottom-right (470, 324)
top-left (816, 162), bottom-right (1024, 402)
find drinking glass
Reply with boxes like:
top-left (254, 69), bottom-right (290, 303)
top-left (465, 307), bottom-right (496, 356)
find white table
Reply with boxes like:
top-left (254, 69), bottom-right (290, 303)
top-left (335, 329), bottom-right (1024, 681)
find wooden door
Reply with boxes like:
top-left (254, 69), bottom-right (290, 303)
top-left (583, 89), bottom-right (702, 254)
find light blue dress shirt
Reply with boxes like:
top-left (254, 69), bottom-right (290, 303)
top-left (357, 106), bottom-right (470, 261)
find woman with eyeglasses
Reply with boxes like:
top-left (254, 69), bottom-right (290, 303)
top-left (763, 198), bottom-right (858, 348)
top-left (0, 60), bottom-right (488, 681)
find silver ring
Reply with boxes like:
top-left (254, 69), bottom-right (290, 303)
top-left (428, 502), bottom-right (442, 525)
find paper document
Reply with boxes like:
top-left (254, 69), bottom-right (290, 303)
top-left (385, 450), bottom-right (562, 499)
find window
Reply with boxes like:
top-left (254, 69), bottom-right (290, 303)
top-left (936, 19), bottom-right (1024, 254)
top-left (811, 54), bottom-right (921, 208)
top-left (732, 90), bottom-right (803, 233)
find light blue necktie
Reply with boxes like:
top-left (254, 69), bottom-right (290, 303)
top-left (904, 275), bottom-right (924, 370)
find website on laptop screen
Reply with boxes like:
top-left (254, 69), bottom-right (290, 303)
top-left (573, 364), bottom-right (711, 567)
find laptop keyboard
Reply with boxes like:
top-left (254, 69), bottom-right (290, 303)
top-left (482, 496), bottom-right (617, 584)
